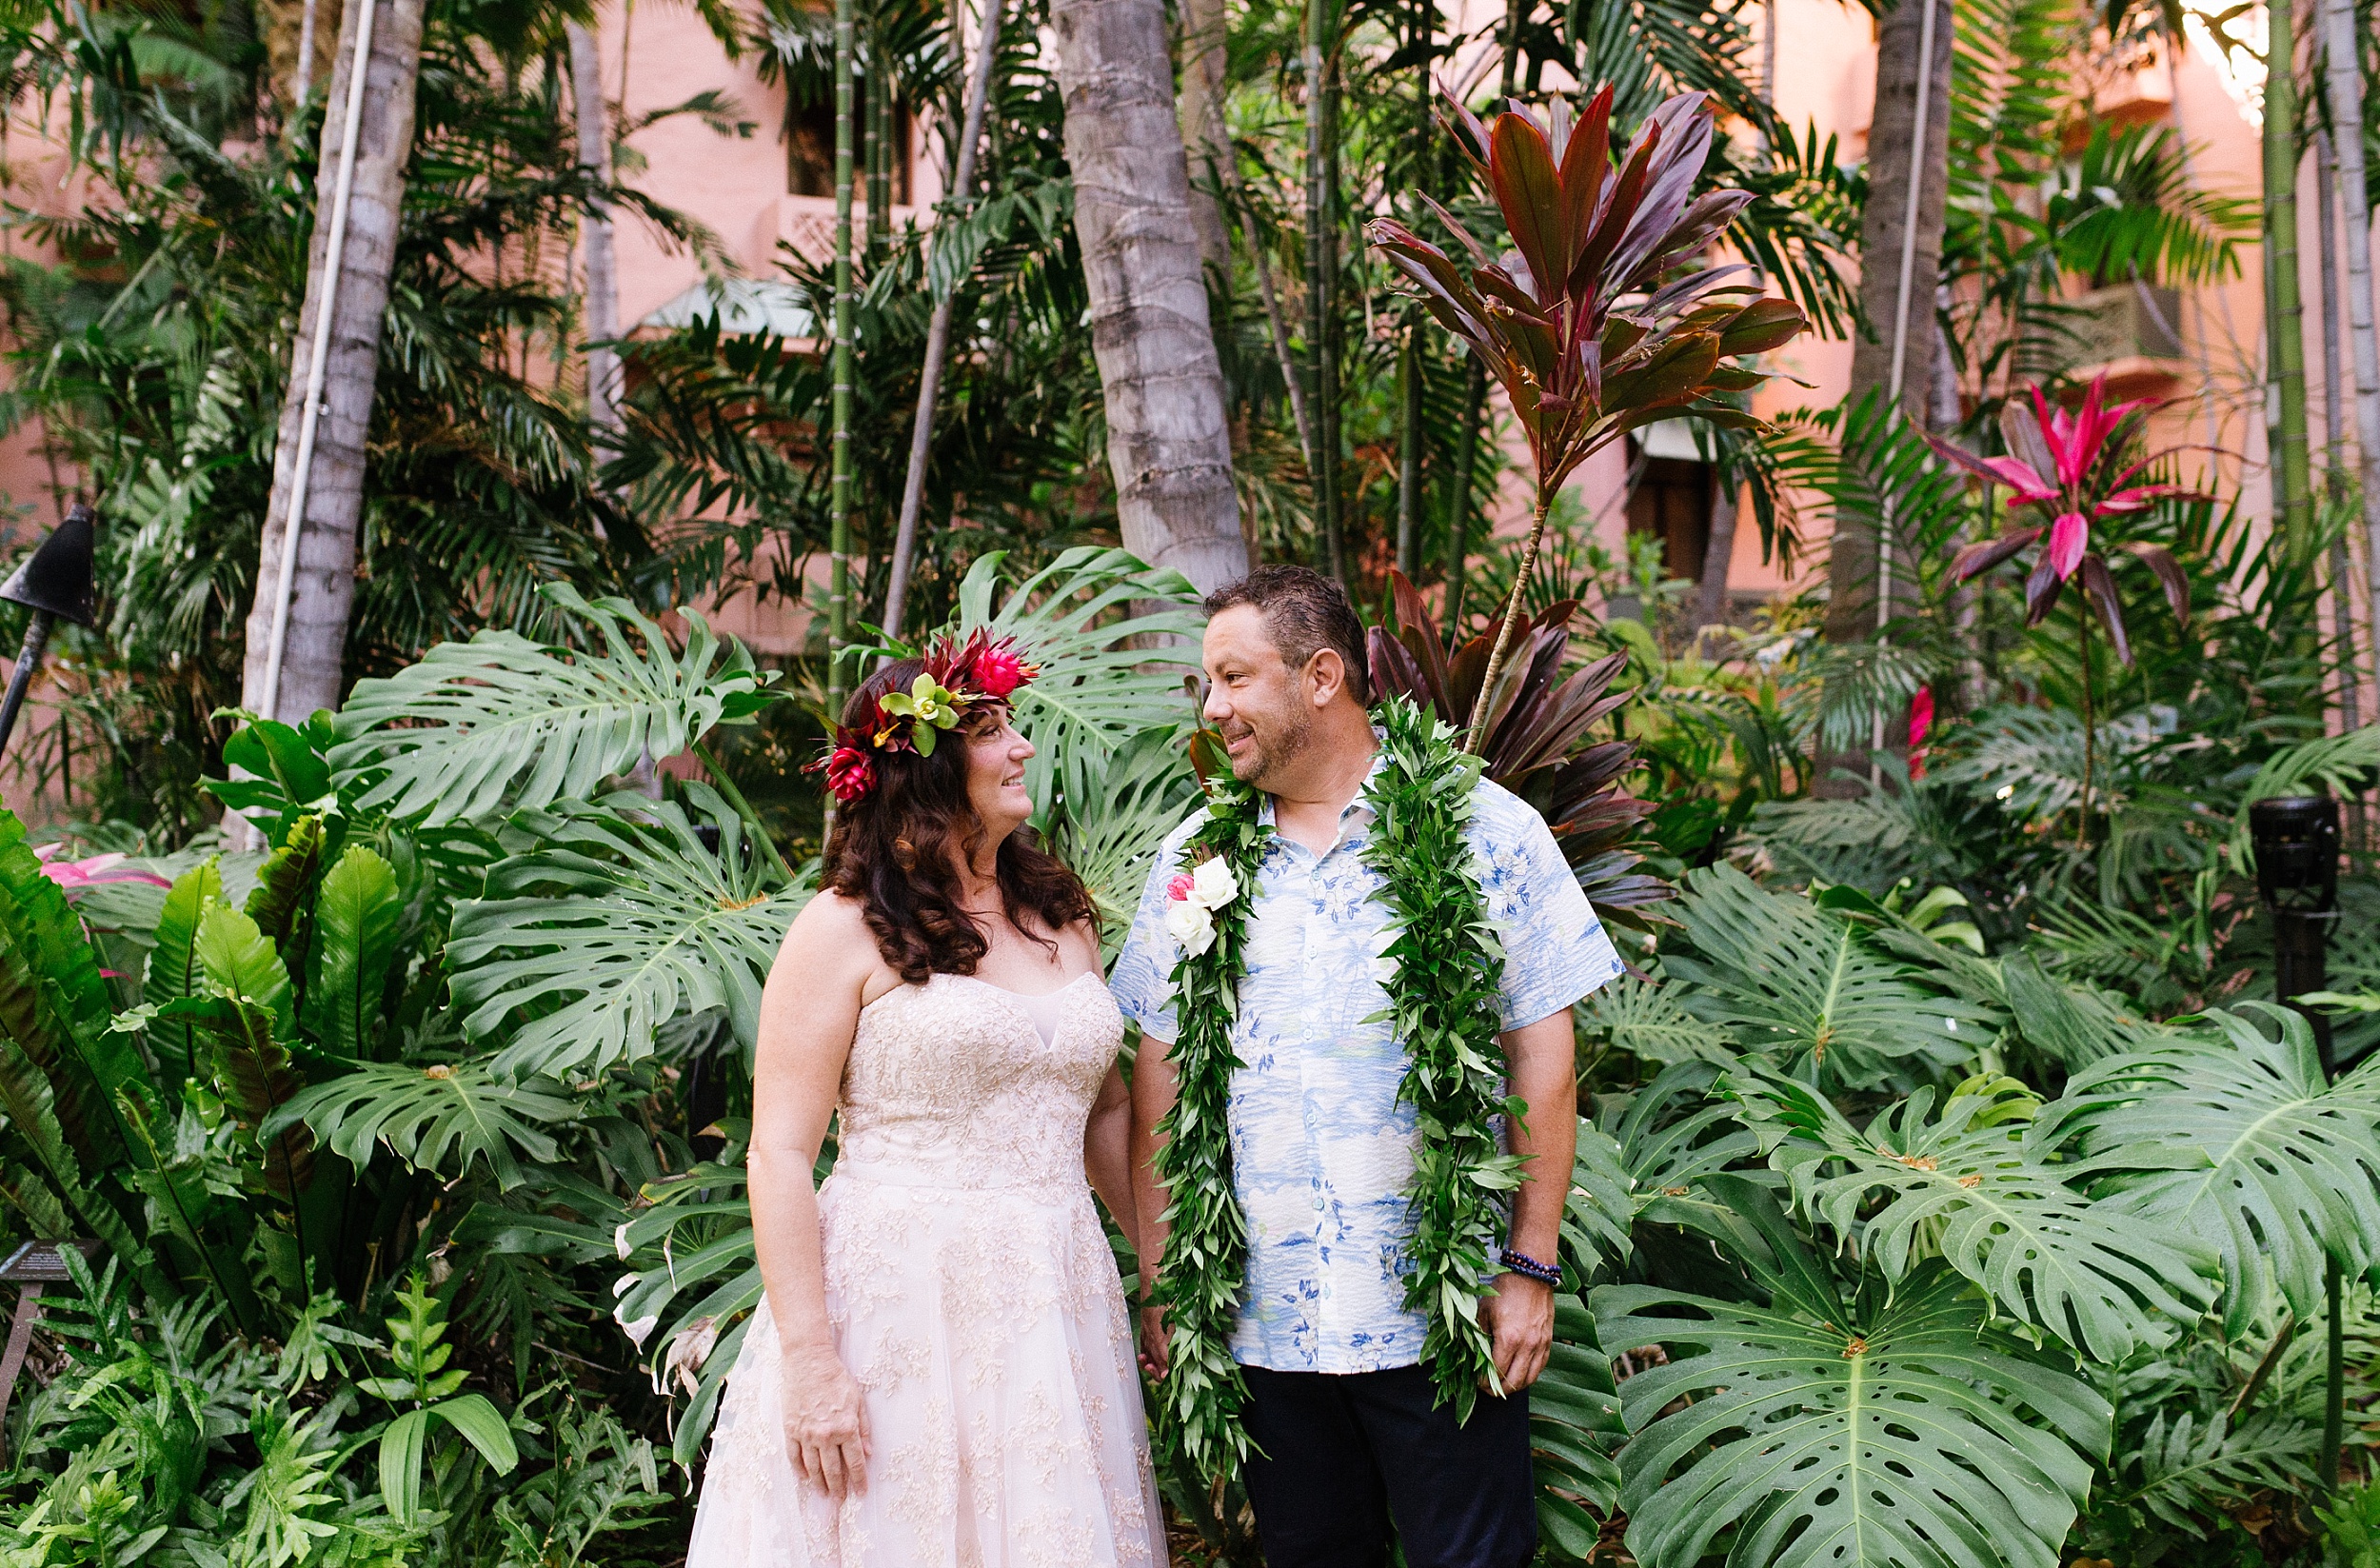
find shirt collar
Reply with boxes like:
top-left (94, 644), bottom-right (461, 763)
top-left (1253, 729), bottom-right (1390, 838)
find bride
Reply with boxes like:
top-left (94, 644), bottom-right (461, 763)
top-left (686, 632), bottom-right (1167, 1567)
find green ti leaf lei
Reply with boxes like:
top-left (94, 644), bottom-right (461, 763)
top-left (1151, 693), bottom-right (1517, 1480)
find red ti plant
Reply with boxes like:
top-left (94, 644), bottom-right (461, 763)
top-left (1925, 372), bottom-right (2193, 836)
top-left (1370, 85), bottom-right (1809, 752)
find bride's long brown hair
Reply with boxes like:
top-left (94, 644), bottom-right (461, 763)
top-left (822, 657), bottom-right (1095, 984)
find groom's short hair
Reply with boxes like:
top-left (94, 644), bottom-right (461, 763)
top-left (1205, 566), bottom-right (1372, 705)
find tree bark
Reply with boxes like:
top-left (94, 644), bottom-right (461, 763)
top-left (1176, 0), bottom-right (1233, 275)
top-left (2321, 0), bottom-right (2380, 705)
top-left (1824, 0), bottom-right (1953, 653)
top-left (1816, 0), bottom-right (1951, 793)
top-left (239, 0), bottom-right (425, 724)
top-left (567, 21), bottom-right (622, 461)
top-left (1051, 0), bottom-right (1248, 593)
top-left (1695, 476), bottom-right (1739, 647)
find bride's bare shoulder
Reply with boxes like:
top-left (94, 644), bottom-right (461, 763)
top-left (782, 887), bottom-right (876, 952)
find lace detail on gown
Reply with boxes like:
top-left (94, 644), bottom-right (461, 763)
top-left (686, 973), bottom-right (1166, 1568)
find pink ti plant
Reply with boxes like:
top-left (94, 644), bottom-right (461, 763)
top-left (1924, 373), bottom-right (2195, 838)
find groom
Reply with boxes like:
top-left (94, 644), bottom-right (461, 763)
top-left (1113, 566), bottom-right (1624, 1568)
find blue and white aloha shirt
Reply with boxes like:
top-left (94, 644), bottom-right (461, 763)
top-left (1109, 758), bottom-right (1625, 1375)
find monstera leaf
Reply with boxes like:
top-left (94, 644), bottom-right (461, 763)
top-left (330, 584), bottom-right (782, 826)
top-left (275, 1060), bottom-right (579, 1191)
top-left (1050, 725), bottom-right (1201, 951)
top-left (1596, 1179), bottom-right (2110, 1568)
top-left (446, 786), bottom-right (811, 1082)
top-left (1578, 974), bottom-right (1735, 1067)
top-left (1658, 866), bottom-right (1997, 1090)
top-left (1735, 1070), bottom-right (2219, 1360)
top-left (946, 547), bottom-right (1202, 828)
top-left (2033, 1004), bottom-right (2380, 1333)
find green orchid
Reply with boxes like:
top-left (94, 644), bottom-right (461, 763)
top-left (879, 674), bottom-right (969, 755)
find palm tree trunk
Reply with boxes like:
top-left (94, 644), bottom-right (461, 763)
top-left (828, 0), bottom-right (857, 723)
top-left (567, 21), bottom-right (622, 464)
top-left (883, 0), bottom-right (1006, 641)
top-left (1200, 89), bottom-right (1313, 470)
top-left (1176, 0), bottom-right (1233, 273)
top-left (1051, 0), bottom-right (1248, 593)
top-left (239, 0), bottom-right (425, 725)
top-left (1695, 474), bottom-right (1739, 650)
top-left (1816, 0), bottom-right (1951, 793)
top-left (2321, 0), bottom-right (2380, 708)
top-left (2265, 0), bottom-right (2314, 595)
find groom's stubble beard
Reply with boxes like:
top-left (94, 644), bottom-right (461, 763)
top-left (1227, 690), bottom-right (1315, 794)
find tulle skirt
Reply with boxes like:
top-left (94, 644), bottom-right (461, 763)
top-left (685, 1164), bottom-right (1167, 1567)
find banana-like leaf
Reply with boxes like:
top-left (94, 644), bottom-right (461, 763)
top-left (145, 859), bottom-right (223, 1080)
top-left (2034, 1004), bottom-right (2380, 1333)
top-left (1050, 725), bottom-right (1200, 953)
top-left (447, 786), bottom-right (812, 1082)
top-left (329, 584), bottom-right (782, 826)
top-left (245, 813), bottom-right (325, 954)
top-left (164, 992), bottom-right (313, 1198)
top-left (275, 1060), bottom-right (577, 1191)
top-left (1659, 866), bottom-right (1997, 1090)
top-left (0, 1031), bottom-right (140, 1259)
top-left (1735, 1070), bottom-right (2218, 1360)
top-left (302, 846), bottom-right (402, 1060)
top-left (948, 547), bottom-right (1203, 830)
top-left (1532, 1294), bottom-right (1626, 1558)
top-left (0, 808), bottom-right (148, 1175)
top-left (194, 903), bottom-right (294, 1038)
top-left (1597, 1181), bottom-right (2110, 1568)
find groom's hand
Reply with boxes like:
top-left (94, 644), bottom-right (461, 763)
top-left (1138, 1302), bottom-right (1171, 1380)
top-left (1482, 1273), bottom-right (1555, 1393)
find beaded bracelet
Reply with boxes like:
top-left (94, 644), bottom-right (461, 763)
top-left (1498, 1247), bottom-right (1561, 1286)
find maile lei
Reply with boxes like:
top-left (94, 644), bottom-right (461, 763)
top-left (1149, 693), bottom-right (1519, 1479)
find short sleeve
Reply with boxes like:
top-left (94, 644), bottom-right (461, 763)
top-left (1468, 782), bottom-right (1627, 1029)
top-left (1106, 813), bottom-right (1202, 1042)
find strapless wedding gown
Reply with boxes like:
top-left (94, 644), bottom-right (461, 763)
top-left (686, 971), bottom-right (1167, 1567)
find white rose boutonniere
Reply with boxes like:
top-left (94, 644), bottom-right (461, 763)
top-left (1164, 857), bottom-right (1243, 958)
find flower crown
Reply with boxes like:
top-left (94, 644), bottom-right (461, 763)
top-left (807, 629), bottom-right (1040, 804)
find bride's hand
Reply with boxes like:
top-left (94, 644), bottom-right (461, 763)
top-left (782, 1341), bottom-right (870, 1499)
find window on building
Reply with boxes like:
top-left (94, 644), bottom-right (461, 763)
top-left (1624, 430), bottom-right (1714, 585)
top-left (784, 80), bottom-right (913, 201)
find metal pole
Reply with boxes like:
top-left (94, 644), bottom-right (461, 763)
top-left (0, 615), bottom-right (52, 757)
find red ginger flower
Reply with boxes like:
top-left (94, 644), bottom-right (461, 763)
top-left (822, 744), bottom-right (875, 803)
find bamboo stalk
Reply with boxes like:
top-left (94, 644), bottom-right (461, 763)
top-left (2319, 0), bottom-right (2380, 710)
top-left (2265, 0), bottom-right (2314, 591)
top-left (828, 0), bottom-right (857, 729)
top-left (1304, 0), bottom-right (1341, 584)
top-left (2318, 128), bottom-right (2362, 731)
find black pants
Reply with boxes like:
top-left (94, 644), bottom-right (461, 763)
top-left (1239, 1363), bottom-right (1537, 1568)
